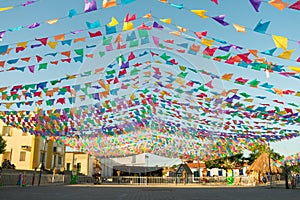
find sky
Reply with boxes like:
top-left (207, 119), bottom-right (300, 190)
top-left (0, 0), bottom-right (300, 158)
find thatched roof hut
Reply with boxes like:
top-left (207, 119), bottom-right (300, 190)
top-left (247, 152), bottom-right (282, 174)
top-left (246, 152), bottom-right (282, 183)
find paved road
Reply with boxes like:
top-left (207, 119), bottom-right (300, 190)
top-left (0, 184), bottom-right (299, 200)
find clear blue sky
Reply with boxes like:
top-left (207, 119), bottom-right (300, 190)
top-left (0, 0), bottom-right (299, 157)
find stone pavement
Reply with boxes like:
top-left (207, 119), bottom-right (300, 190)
top-left (0, 184), bottom-right (299, 200)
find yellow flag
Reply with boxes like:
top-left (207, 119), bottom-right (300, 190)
top-left (201, 38), bottom-right (214, 47)
top-left (176, 26), bottom-right (187, 32)
top-left (169, 31), bottom-right (181, 36)
top-left (288, 66), bottom-right (300, 73)
top-left (232, 24), bottom-right (245, 32)
top-left (123, 21), bottom-right (134, 31)
top-left (47, 18), bottom-right (59, 25)
top-left (175, 77), bottom-right (184, 85)
top-left (0, 6), bottom-right (13, 12)
top-left (277, 49), bottom-right (294, 60)
top-left (190, 10), bottom-right (209, 19)
top-left (48, 41), bottom-right (58, 49)
top-left (160, 18), bottom-right (171, 24)
top-left (272, 35), bottom-right (288, 50)
top-left (17, 41), bottom-right (28, 48)
top-left (107, 17), bottom-right (119, 27)
top-left (5, 103), bottom-right (14, 109)
top-left (244, 98), bottom-right (253, 102)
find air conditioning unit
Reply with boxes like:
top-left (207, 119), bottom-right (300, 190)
top-left (21, 145), bottom-right (31, 151)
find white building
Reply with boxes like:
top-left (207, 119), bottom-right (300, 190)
top-left (100, 153), bottom-right (181, 177)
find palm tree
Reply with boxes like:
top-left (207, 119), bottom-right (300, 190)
top-left (247, 144), bottom-right (283, 165)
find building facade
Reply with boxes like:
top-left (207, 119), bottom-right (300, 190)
top-left (64, 152), bottom-right (97, 176)
top-left (0, 121), bottom-right (65, 171)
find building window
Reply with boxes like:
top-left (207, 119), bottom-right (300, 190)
top-left (3, 151), bottom-right (11, 161)
top-left (66, 163), bottom-right (71, 171)
top-left (218, 170), bottom-right (223, 176)
top-left (22, 132), bottom-right (28, 136)
top-left (207, 171), bottom-right (211, 177)
top-left (58, 156), bottom-right (62, 165)
top-left (2, 126), bottom-right (12, 136)
top-left (19, 152), bottom-right (26, 161)
top-left (77, 163), bottom-right (81, 172)
top-left (239, 169), bottom-right (244, 176)
top-left (194, 171), bottom-right (200, 181)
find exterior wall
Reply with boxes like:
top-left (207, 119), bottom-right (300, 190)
top-left (65, 152), bottom-right (94, 176)
top-left (0, 121), bottom-right (65, 171)
top-left (0, 121), bottom-right (34, 170)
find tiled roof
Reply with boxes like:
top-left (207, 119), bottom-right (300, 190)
top-left (187, 162), bottom-right (206, 169)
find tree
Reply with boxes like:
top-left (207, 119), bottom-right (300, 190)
top-left (205, 154), bottom-right (245, 170)
top-left (246, 144), bottom-right (283, 165)
top-left (0, 135), bottom-right (7, 154)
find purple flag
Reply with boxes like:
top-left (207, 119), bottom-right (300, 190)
top-left (153, 21), bottom-right (164, 30)
top-left (84, 0), bottom-right (97, 12)
top-left (0, 31), bottom-right (5, 41)
top-left (22, 1), bottom-right (35, 6)
top-left (28, 22), bottom-right (40, 29)
top-left (218, 45), bottom-right (232, 52)
top-left (212, 15), bottom-right (229, 26)
top-left (249, 0), bottom-right (262, 12)
top-left (31, 44), bottom-right (42, 48)
top-left (93, 93), bottom-right (100, 100)
top-left (28, 65), bottom-right (35, 73)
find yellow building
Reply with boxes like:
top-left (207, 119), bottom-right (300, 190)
top-left (65, 152), bottom-right (98, 176)
top-left (0, 121), bottom-right (65, 171)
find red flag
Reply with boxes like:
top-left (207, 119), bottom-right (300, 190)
top-left (36, 55), bottom-right (43, 63)
top-left (57, 98), bottom-right (66, 104)
top-left (125, 13), bottom-right (136, 22)
top-left (88, 31), bottom-right (102, 38)
top-left (61, 58), bottom-right (71, 63)
top-left (203, 46), bottom-right (217, 56)
top-left (194, 31), bottom-right (207, 39)
top-left (16, 47), bottom-right (25, 53)
top-left (35, 37), bottom-right (48, 45)
top-left (128, 52), bottom-right (135, 61)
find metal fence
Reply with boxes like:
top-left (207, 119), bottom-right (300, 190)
top-left (0, 173), bottom-right (292, 188)
top-left (103, 176), bottom-right (255, 186)
top-left (0, 172), bottom-right (93, 187)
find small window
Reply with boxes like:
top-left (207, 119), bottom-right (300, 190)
top-left (218, 170), bottom-right (223, 176)
top-left (22, 132), bottom-right (28, 136)
top-left (77, 163), bottom-right (81, 172)
top-left (239, 169), bottom-right (244, 176)
top-left (207, 171), bottom-right (211, 177)
top-left (58, 156), bottom-right (62, 165)
top-left (2, 126), bottom-right (12, 136)
top-left (66, 163), bottom-right (71, 171)
top-left (20, 152), bottom-right (26, 161)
